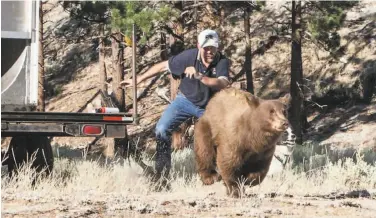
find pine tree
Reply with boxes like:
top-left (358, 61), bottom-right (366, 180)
top-left (208, 1), bottom-right (264, 93)
top-left (288, 1), bottom-right (358, 144)
top-left (110, 2), bottom-right (179, 45)
top-left (306, 1), bottom-right (358, 53)
top-left (61, 1), bottom-right (179, 158)
top-left (290, 0), bottom-right (305, 145)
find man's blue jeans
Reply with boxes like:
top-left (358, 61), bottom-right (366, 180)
top-left (154, 93), bottom-right (205, 177)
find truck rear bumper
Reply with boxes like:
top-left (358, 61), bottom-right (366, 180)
top-left (1, 111), bottom-right (137, 138)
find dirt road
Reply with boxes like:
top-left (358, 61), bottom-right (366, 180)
top-left (2, 192), bottom-right (375, 217)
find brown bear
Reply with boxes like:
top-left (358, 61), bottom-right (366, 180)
top-left (194, 88), bottom-right (291, 198)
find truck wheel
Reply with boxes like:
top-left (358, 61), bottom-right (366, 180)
top-left (7, 136), bottom-right (54, 179)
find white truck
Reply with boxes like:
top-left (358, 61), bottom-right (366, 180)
top-left (1, 1), bottom-right (138, 177)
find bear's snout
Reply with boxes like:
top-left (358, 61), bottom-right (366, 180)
top-left (272, 118), bottom-right (289, 132)
top-left (282, 120), bottom-right (289, 129)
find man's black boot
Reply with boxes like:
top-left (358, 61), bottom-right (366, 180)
top-left (153, 140), bottom-right (172, 191)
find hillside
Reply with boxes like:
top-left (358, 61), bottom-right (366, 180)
top-left (39, 1), bottom-right (376, 158)
top-left (2, 1), bottom-right (376, 217)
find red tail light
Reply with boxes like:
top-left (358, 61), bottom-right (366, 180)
top-left (82, 125), bottom-right (103, 136)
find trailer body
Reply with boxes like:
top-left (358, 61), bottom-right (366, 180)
top-left (1, 1), bottom-right (141, 177)
top-left (1, 1), bottom-right (137, 138)
top-left (1, 0), bottom-right (39, 111)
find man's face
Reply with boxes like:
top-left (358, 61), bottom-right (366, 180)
top-left (200, 46), bottom-right (217, 64)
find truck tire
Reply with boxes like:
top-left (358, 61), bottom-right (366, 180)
top-left (7, 136), bottom-right (54, 178)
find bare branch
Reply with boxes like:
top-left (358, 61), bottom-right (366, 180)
top-left (282, 5), bottom-right (291, 12)
top-left (183, 2), bottom-right (207, 10)
top-left (307, 99), bottom-right (327, 110)
top-left (160, 25), bottom-right (184, 42)
top-left (58, 1), bottom-right (108, 24)
top-left (304, 31), bottom-right (339, 58)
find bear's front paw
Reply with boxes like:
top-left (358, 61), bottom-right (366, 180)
top-left (226, 186), bottom-right (243, 198)
top-left (200, 171), bottom-right (222, 185)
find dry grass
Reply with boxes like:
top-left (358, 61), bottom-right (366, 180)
top-left (2, 146), bottom-right (376, 217)
top-left (2, 2), bottom-right (375, 216)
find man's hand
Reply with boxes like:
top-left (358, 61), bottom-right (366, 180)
top-left (200, 77), bottom-right (229, 90)
top-left (185, 66), bottom-right (203, 80)
top-left (119, 78), bottom-right (133, 88)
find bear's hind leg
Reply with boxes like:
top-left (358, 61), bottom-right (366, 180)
top-left (194, 118), bottom-right (221, 185)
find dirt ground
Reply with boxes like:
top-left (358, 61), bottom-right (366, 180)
top-left (2, 193), bottom-right (375, 217)
top-left (2, 1), bottom-right (376, 217)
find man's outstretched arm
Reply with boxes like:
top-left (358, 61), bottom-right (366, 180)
top-left (120, 60), bottom-right (168, 87)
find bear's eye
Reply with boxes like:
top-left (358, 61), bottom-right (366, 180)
top-left (270, 109), bottom-right (275, 114)
top-left (282, 109), bottom-right (286, 115)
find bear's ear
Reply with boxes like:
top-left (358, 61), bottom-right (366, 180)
top-left (246, 94), bottom-right (260, 108)
top-left (279, 93), bottom-right (291, 106)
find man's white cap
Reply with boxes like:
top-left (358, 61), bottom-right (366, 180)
top-left (198, 29), bottom-right (219, 48)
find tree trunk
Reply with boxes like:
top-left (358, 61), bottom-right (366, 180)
top-left (112, 32), bottom-right (128, 157)
top-left (99, 24), bottom-right (106, 94)
top-left (112, 33), bottom-right (125, 111)
top-left (194, 0), bottom-right (198, 38)
top-left (169, 2), bottom-right (188, 151)
top-left (37, 0), bottom-right (45, 112)
top-left (168, 5), bottom-right (185, 100)
top-left (290, 1), bottom-right (307, 145)
top-left (244, 7), bottom-right (254, 94)
top-left (160, 32), bottom-right (168, 61)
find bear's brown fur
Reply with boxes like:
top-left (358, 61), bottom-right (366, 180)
top-left (194, 88), bottom-right (291, 198)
